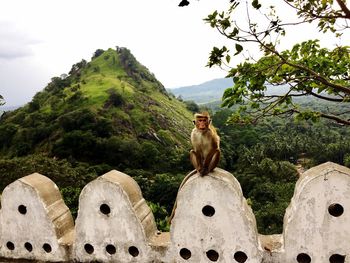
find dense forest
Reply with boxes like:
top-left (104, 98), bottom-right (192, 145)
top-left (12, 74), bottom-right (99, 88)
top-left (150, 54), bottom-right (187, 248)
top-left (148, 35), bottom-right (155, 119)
top-left (213, 108), bottom-right (350, 233)
top-left (0, 47), bottom-right (350, 235)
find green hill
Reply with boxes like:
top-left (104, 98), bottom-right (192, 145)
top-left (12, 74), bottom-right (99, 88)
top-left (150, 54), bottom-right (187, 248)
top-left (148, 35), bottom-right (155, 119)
top-left (0, 47), bottom-right (194, 172)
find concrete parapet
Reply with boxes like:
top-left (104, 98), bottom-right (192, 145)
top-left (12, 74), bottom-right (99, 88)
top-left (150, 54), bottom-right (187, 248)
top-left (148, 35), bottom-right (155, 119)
top-left (73, 170), bottom-right (160, 262)
top-left (170, 168), bottom-right (263, 262)
top-left (0, 173), bottom-right (74, 262)
top-left (0, 162), bottom-right (349, 262)
top-left (282, 162), bottom-right (350, 263)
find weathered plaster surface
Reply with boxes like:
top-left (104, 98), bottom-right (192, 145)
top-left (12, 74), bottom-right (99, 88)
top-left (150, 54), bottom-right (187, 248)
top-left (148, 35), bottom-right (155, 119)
top-left (283, 162), bottom-right (350, 262)
top-left (0, 162), bottom-right (349, 262)
top-left (0, 173), bottom-right (73, 262)
top-left (170, 168), bottom-right (263, 262)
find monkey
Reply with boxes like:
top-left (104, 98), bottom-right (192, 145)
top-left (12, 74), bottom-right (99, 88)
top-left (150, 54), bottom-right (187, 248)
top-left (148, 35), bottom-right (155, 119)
top-left (168, 112), bottom-right (221, 224)
top-left (190, 112), bottom-right (220, 176)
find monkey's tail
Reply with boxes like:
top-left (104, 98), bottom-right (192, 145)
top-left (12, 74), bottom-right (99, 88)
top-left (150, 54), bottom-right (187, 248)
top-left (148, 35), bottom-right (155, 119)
top-left (168, 169), bottom-right (197, 224)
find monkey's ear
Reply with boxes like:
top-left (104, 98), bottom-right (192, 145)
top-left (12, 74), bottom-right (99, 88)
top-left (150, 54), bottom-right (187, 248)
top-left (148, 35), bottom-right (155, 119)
top-left (192, 120), bottom-right (196, 125)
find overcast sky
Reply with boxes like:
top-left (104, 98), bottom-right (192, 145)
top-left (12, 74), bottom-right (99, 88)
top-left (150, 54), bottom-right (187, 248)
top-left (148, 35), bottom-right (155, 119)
top-left (0, 0), bottom-right (348, 107)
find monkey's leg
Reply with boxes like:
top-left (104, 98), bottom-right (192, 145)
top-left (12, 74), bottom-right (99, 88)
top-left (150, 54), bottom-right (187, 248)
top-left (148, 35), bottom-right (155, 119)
top-left (203, 149), bottom-right (221, 175)
top-left (208, 150), bottom-right (220, 172)
top-left (190, 150), bottom-right (202, 174)
top-left (201, 150), bottom-right (215, 176)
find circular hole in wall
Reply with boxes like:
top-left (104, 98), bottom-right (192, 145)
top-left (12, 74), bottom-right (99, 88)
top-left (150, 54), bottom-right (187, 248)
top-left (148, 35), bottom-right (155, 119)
top-left (129, 246), bottom-right (139, 257)
top-left (43, 243), bottom-right (52, 253)
top-left (234, 251), bottom-right (248, 263)
top-left (24, 242), bottom-right (33, 252)
top-left (106, 244), bottom-right (116, 255)
top-left (6, 242), bottom-right (15, 250)
top-left (18, 205), bottom-right (27, 215)
top-left (179, 248), bottom-right (191, 260)
top-left (206, 249), bottom-right (219, 262)
top-left (328, 203), bottom-right (344, 217)
top-left (84, 243), bottom-right (94, 254)
top-left (202, 205), bottom-right (215, 217)
top-left (100, 203), bottom-right (111, 215)
top-left (297, 253), bottom-right (311, 263)
top-left (329, 254), bottom-right (346, 263)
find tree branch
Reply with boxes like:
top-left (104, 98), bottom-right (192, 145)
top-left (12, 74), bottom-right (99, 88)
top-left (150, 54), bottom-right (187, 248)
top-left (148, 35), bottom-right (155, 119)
top-left (253, 36), bottom-right (350, 96)
top-left (336, 0), bottom-right (350, 18)
top-left (309, 91), bottom-right (344, 102)
top-left (291, 109), bottom-right (350, 125)
top-left (319, 112), bottom-right (350, 125)
top-left (284, 61), bottom-right (350, 95)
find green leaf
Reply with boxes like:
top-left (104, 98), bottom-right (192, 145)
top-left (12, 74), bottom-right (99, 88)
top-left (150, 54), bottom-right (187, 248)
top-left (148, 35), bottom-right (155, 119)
top-left (235, 44), bottom-right (243, 55)
top-left (230, 0), bottom-right (240, 9)
top-left (230, 27), bottom-right (239, 37)
top-left (222, 87), bottom-right (234, 99)
top-left (226, 68), bottom-right (237, 78)
top-left (251, 102), bottom-right (260, 109)
top-left (226, 54), bottom-right (231, 64)
top-left (220, 18), bottom-right (231, 30)
top-left (273, 107), bottom-right (282, 114)
top-left (284, 96), bottom-right (292, 105)
top-left (252, 0), bottom-right (262, 9)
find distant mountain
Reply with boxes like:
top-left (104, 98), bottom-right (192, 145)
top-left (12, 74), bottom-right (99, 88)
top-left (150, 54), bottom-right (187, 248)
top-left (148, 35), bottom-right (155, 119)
top-left (169, 78), bottom-right (233, 104)
top-left (0, 47), bottom-right (193, 171)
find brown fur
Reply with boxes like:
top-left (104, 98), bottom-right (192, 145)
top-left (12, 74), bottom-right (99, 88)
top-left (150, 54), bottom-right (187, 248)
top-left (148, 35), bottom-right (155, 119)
top-left (168, 112), bottom-right (220, 223)
top-left (190, 112), bottom-right (220, 176)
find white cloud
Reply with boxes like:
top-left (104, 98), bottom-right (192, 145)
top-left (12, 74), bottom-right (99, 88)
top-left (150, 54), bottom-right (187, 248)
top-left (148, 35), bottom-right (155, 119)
top-left (0, 21), bottom-right (41, 59)
top-left (0, 0), bottom-right (348, 106)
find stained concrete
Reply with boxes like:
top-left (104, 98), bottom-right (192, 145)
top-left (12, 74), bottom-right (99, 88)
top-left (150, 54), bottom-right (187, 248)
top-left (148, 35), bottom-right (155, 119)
top-left (0, 162), bottom-right (349, 262)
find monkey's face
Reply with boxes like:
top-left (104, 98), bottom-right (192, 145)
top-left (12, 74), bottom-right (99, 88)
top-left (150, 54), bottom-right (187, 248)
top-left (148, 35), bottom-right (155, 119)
top-left (195, 117), bottom-right (209, 131)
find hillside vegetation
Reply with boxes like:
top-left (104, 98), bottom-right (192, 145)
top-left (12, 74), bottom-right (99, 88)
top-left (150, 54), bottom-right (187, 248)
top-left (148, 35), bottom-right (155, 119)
top-left (0, 47), bottom-right (196, 228)
top-left (212, 108), bottom-right (350, 233)
top-left (1, 47), bottom-right (350, 235)
top-left (0, 47), bottom-right (193, 169)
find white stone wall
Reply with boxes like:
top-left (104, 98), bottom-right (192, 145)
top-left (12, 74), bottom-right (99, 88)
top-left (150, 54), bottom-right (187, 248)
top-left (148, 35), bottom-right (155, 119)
top-left (73, 170), bottom-right (159, 263)
top-left (0, 173), bottom-right (74, 262)
top-left (170, 168), bottom-right (263, 262)
top-left (0, 162), bottom-right (349, 262)
top-left (283, 162), bottom-right (350, 263)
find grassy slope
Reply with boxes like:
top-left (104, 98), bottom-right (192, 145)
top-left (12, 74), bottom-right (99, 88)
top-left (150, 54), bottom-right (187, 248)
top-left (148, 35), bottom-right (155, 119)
top-left (78, 48), bottom-right (193, 146)
top-left (0, 48), bottom-right (194, 158)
